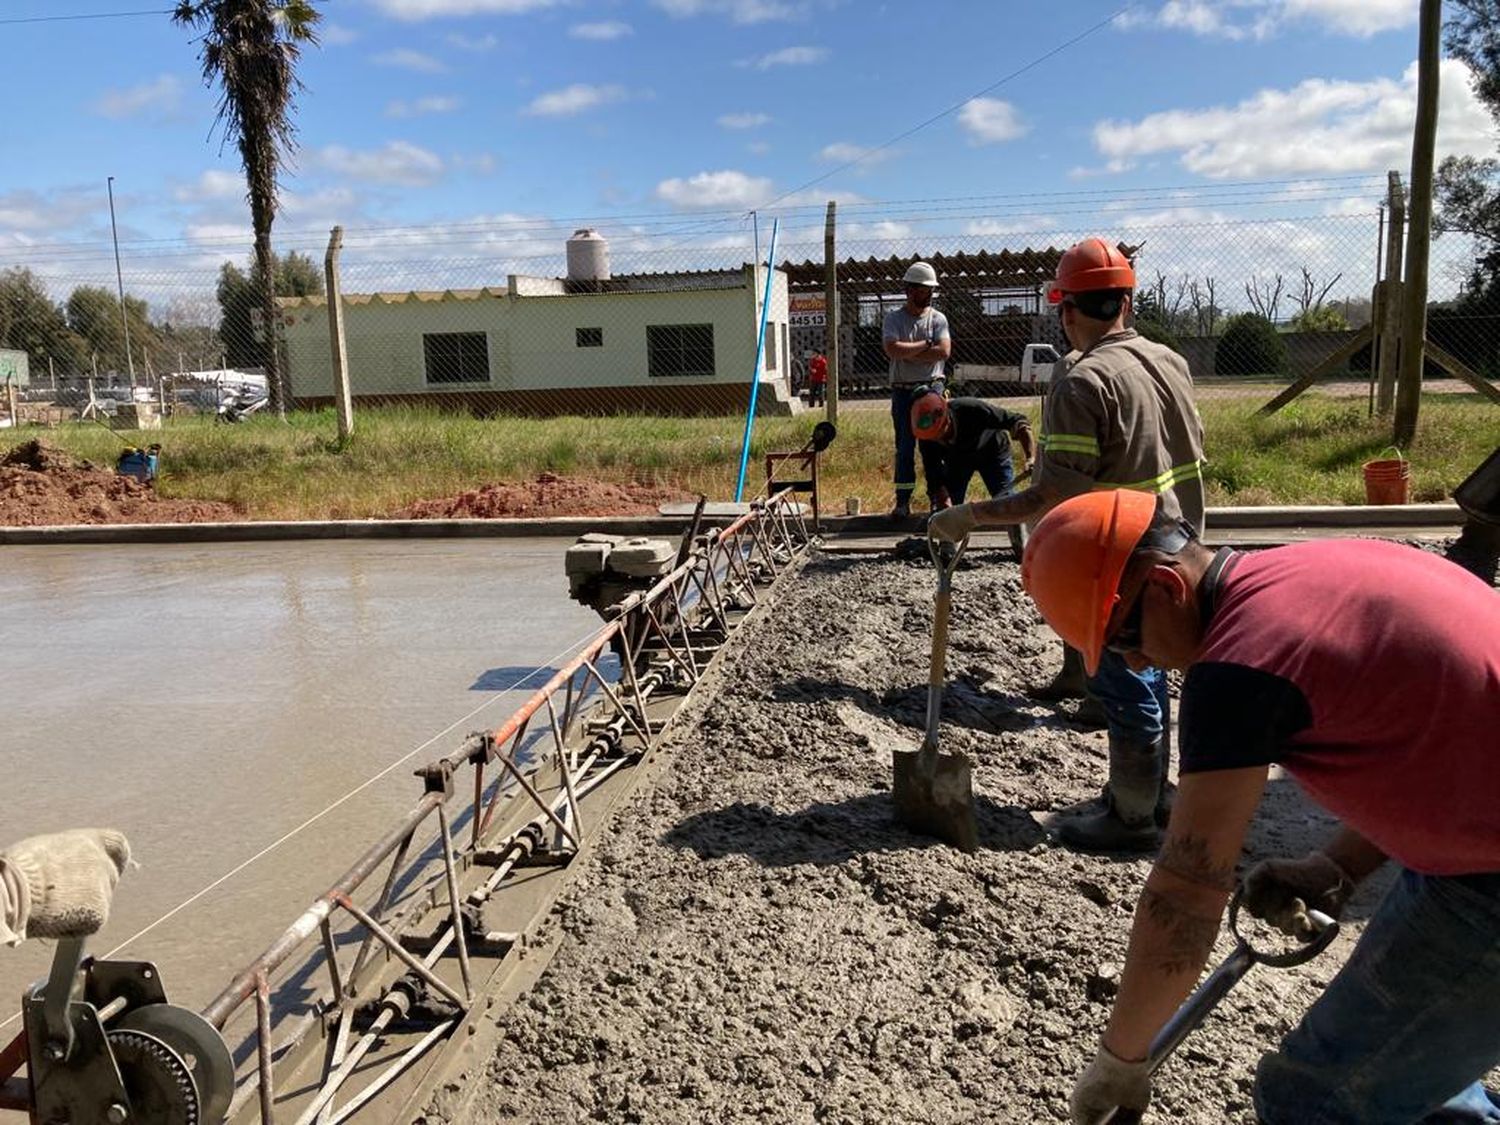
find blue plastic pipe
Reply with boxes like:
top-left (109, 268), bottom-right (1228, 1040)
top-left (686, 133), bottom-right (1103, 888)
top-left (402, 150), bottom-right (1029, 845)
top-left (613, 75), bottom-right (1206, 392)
top-left (734, 217), bottom-right (780, 502)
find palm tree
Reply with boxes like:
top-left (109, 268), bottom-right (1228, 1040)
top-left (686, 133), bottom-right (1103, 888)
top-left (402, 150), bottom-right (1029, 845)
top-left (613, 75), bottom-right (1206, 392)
top-left (174, 0), bottom-right (320, 418)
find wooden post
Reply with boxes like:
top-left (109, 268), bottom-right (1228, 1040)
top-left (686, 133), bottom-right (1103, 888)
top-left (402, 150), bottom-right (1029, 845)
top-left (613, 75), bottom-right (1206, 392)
top-left (1376, 172), bottom-right (1406, 415)
top-left (6, 380), bottom-right (18, 430)
top-left (1394, 0), bottom-right (1440, 447)
top-left (823, 201), bottom-right (839, 425)
top-left (324, 225), bottom-right (355, 442)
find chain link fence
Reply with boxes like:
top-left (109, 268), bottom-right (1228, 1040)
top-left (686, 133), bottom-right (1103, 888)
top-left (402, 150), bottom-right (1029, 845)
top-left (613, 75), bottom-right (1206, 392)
top-left (2, 196), bottom-right (1497, 430)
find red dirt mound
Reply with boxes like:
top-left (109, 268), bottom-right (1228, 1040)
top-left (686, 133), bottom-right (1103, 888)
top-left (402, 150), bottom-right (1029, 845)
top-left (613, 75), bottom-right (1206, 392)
top-left (395, 472), bottom-right (690, 519)
top-left (0, 439), bottom-right (240, 526)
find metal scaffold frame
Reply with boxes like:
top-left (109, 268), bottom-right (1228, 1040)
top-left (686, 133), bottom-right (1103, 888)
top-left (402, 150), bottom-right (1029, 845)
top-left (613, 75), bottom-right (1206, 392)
top-left (201, 490), bottom-right (813, 1124)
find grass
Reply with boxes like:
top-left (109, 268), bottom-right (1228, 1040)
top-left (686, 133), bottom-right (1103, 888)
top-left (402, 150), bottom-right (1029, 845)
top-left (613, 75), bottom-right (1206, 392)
top-left (3, 395), bottom-right (1496, 519)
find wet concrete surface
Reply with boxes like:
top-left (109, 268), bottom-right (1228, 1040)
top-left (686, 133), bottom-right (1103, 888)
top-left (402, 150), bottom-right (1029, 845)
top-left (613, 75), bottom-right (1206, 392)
top-left (0, 538), bottom-right (600, 1020)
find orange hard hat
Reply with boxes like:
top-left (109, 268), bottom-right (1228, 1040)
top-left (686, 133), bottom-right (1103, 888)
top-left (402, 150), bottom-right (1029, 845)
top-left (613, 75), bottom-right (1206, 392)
top-left (910, 391), bottom-right (950, 441)
top-left (1021, 490), bottom-right (1156, 675)
top-left (1046, 237), bottom-right (1137, 304)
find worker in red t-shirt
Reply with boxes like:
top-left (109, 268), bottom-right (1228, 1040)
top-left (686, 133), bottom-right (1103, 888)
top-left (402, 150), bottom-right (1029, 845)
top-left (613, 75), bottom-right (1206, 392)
top-left (1020, 490), bottom-right (1500, 1125)
top-left (806, 352), bottom-right (828, 408)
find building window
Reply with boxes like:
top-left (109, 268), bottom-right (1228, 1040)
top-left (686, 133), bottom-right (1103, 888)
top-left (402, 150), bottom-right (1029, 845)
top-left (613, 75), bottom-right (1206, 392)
top-left (423, 332), bottom-right (490, 384)
top-left (646, 324), bottom-right (715, 378)
top-left (765, 323), bottom-right (778, 370)
top-left (576, 326), bottom-right (603, 348)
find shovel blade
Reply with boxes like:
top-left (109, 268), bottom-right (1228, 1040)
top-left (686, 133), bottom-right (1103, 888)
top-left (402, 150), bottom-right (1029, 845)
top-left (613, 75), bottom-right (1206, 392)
top-left (892, 745), bottom-right (979, 853)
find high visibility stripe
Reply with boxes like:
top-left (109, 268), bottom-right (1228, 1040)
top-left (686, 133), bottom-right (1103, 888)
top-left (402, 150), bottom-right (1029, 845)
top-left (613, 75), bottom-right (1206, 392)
top-left (1039, 432), bottom-right (1100, 456)
top-left (1096, 459), bottom-right (1203, 495)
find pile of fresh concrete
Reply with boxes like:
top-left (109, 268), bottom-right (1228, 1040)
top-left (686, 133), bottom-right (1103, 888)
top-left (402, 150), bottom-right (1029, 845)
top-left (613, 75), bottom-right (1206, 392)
top-left (432, 547), bottom-right (1393, 1124)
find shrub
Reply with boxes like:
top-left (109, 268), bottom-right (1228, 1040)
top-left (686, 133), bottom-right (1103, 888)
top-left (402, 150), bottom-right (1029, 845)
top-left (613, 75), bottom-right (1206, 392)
top-left (1134, 317), bottom-right (1183, 354)
top-left (1215, 314), bottom-right (1287, 376)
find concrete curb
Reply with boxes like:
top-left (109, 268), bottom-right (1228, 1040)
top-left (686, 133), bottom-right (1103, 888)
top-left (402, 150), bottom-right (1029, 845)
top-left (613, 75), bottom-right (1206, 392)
top-left (0, 503), bottom-right (1465, 547)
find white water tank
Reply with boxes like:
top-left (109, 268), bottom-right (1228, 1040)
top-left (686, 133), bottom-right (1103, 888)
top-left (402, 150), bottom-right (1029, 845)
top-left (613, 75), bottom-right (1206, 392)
top-left (566, 228), bottom-right (611, 282)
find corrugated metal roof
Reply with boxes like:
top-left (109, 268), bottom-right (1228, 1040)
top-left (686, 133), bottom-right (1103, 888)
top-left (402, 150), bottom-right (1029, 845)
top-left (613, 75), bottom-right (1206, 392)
top-left (780, 248), bottom-right (1070, 289)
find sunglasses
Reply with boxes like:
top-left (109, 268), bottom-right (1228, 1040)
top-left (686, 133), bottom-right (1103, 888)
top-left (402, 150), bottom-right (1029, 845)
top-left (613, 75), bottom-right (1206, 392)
top-left (1104, 588), bottom-right (1146, 655)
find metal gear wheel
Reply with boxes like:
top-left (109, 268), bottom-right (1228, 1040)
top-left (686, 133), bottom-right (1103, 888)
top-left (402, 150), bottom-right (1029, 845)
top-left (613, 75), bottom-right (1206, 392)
top-left (106, 1029), bottom-right (201, 1125)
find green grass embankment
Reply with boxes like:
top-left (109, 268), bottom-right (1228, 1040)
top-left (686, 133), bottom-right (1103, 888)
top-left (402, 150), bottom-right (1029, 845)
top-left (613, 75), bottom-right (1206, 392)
top-left (3, 395), bottom-right (1496, 520)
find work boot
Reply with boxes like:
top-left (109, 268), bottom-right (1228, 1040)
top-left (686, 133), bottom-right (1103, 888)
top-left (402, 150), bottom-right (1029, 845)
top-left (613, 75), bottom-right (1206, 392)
top-left (889, 498), bottom-right (912, 522)
top-left (1029, 645), bottom-right (1088, 702)
top-left (1050, 735), bottom-right (1165, 853)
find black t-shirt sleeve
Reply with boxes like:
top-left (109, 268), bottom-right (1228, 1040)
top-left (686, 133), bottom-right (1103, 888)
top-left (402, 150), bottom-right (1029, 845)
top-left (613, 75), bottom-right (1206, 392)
top-left (1179, 662), bottom-right (1313, 773)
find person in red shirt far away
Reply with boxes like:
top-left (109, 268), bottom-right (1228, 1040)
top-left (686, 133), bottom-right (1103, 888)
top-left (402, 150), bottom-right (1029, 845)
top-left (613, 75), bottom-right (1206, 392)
top-left (1019, 489), bottom-right (1500, 1125)
top-left (806, 351), bottom-right (828, 408)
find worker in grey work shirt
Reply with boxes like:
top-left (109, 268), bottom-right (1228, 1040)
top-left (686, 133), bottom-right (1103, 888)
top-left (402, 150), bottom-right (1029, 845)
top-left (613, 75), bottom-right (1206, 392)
top-left (882, 260), bottom-right (951, 520)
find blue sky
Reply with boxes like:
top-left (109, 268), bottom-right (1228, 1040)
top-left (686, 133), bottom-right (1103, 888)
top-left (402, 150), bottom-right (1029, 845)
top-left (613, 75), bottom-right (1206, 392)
top-left (1, 0), bottom-right (1494, 312)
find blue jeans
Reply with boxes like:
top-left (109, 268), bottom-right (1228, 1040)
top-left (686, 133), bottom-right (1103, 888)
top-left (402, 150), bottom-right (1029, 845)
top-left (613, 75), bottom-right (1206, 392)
top-left (947, 456), bottom-right (1015, 504)
top-left (890, 380), bottom-right (942, 507)
top-left (1254, 868), bottom-right (1500, 1124)
top-left (1085, 648), bottom-right (1168, 744)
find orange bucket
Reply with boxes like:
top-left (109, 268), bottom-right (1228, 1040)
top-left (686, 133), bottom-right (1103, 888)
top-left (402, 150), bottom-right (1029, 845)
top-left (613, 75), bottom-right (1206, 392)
top-left (1362, 447), bottom-right (1411, 505)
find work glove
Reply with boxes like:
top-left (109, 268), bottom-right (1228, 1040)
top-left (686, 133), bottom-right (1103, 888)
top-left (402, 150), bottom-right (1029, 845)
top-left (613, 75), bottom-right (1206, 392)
top-left (0, 829), bottom-right (131, 946)
top-left (1243, 851), bottom-right (1353, 939)
top-left (927, 503), bottom-right (976, 543)
top-left (1070, 1043), bottom-right (1152, 1124)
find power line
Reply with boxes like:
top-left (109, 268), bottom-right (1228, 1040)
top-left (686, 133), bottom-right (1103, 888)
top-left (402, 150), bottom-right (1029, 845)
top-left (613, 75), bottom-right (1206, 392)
top-left (0, 7), bottom-right (172, 25)
top-left (757, 2), bottom-right (1142, 210)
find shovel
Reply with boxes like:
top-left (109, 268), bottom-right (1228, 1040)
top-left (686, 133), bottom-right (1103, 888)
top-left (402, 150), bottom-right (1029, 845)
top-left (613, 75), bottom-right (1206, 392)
top-left (893, 527), bottom-right (979, 852)
top-left (1098, 887), bottom-right (1339, 1124)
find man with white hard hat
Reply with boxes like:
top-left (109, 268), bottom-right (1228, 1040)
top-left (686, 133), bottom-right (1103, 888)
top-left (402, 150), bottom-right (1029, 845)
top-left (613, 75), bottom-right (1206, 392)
top-left (882, 260), bottom-right (951, 520)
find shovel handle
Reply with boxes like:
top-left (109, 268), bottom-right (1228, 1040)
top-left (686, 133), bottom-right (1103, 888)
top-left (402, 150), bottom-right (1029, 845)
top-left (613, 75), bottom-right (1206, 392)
top-left (1093, 889), bottom-right (1340, 1124)
top-left (923, 529), bottom-right (968, 745)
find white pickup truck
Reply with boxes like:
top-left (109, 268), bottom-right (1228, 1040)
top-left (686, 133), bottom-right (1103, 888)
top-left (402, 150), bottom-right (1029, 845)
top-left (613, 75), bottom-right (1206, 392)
top-left (950, 342), bottom-right (1062, 395)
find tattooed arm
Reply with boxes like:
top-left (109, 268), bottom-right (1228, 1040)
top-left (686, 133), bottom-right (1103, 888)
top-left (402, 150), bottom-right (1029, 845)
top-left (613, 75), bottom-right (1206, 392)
top-left (1100, 766), bottom-right (1270, 1062)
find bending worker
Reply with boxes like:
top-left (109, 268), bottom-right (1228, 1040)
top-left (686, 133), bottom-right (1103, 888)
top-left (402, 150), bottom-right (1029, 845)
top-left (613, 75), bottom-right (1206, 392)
top-left (1020, 490), bottom-right (1500, 1125)
top-left (929, 238), bottom-right (1205, 852)
top-left (882, 261), bottom-right (951, 520)
top-left (1, 829), bottom-right (131, 945)
top-left (911, 390), bottom-right (1034, 509)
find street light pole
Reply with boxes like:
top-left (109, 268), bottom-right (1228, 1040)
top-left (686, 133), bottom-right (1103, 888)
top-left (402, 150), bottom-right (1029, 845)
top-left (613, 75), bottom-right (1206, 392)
top-left (106, 176), bottom-right (136, 386)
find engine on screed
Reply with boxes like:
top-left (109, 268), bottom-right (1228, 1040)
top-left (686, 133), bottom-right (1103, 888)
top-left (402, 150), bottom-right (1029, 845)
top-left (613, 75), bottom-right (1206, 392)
top-left (565, 533), bottom-right (679, 618)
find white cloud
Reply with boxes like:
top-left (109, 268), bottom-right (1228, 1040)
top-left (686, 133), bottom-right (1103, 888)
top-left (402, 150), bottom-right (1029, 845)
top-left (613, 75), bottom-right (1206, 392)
top-left (654, 169), bottom-right (774, 209)
top-left (372, 48), bottom-right (447, 73)
top-left (956, 97), bottom-right (1027, 145)
top-left (747, 46), bottom-right (826, 69)
top-left (1121, 0), bottom-right (1415, 40)
top-left (570, 21), bottom-right (632, 40)
top-left (965, 217), bottom-right (1060, 237)
top-left (372, 0), bottom-right (564, 18)
top-left (445, 32), bottom-right (499, 51)
top-left (94, 75), bottom-right (182, 119)
top-left (314, 141), bottom-right (446, 186)
top-left (322, 23), bottom-right (358, 45)
top-left (817, 142), bottom-right (895, 168)
top-left (747, 140), bottom-right (772, 155)
top-left (386, 95), bottom-right (462, 118)
top-left (653, 0), bottom-right (801, 24)
top-left (719, 112), bottom-right (771, 129)
top-left (0, 188), bottom-right (108, 238)
top-left (1093, 59), bottom-right (1497, 178)
top-left (523, 84), bottom-right (629, 116)
top-left (174, 169), bottom-right (244, 203)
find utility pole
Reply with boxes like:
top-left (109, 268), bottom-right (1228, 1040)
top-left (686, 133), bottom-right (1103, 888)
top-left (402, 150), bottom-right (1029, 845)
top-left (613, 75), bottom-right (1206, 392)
top-left (1394, 0), bottom-right (1440, 447)
top-left (823, 200), bottom-right (839, 424)
top-left (324, 225), bottom-right (354, 442)
top-left (106, 176), bottom-right (136, 386)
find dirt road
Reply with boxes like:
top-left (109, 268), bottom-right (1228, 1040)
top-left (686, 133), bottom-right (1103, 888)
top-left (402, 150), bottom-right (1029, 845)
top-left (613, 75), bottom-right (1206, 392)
top-left (443, 547), bottom-right (1429, 1124)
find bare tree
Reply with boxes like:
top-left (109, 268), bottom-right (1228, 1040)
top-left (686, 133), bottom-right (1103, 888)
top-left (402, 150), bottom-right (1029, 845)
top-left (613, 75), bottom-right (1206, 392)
top-left (1291, 266), bottom-right (1343, 318)
top-left (1244, 273), bottom-right (1285, 322)
top-left (1189, 277), bottom-right (1220, 335)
